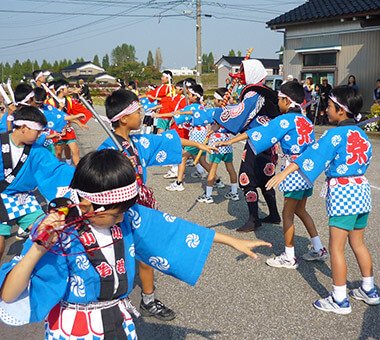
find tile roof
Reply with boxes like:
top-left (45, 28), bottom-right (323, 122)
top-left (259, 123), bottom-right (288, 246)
top-left (216, 56), bottom-right (280, 68)
top-left (267, 0), bottom-right (380, 28)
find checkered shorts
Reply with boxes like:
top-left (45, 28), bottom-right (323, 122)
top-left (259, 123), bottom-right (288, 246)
top-left (208, 133), bottom-right (233, 155)
top-left (189, 127), bottom-right (208, 143)
top-left (1, 193), bottom-right (40, 221)
top-left (278, 166), bottom-right (313, 192)
top-left (326, 181), bottom-right (371, 217)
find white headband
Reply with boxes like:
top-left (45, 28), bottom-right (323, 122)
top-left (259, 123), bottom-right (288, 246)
top-left (56, 85), bottom-right (67, 93)
top-left (214, 92), bottom-right (224, 101)
top-left (110, 101), bottom-right (141, 122)
top-left (74, 181), bottom-right (138, 205)
top-left (162, 72), bottom-right (172, 80)
top-left (15, 91), bottom-right (35, 106)
top-left (278, 91), bottom-right (302, 109)
top-left (189, 88), bottom-right (202, 98)
top-left (34, 72), bottom-right (43, 81)
top-left (329, 94), bottom-right (353, 114)
top-left (13, 120), bottom-right (44, 131)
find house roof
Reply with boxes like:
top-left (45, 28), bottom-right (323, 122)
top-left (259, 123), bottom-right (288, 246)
top-left (215, 56), bottom-right (280, 69)
top-left (267, 0), bottom-right (380, 28)
top-left (61, 61), bottom-right (104, 72)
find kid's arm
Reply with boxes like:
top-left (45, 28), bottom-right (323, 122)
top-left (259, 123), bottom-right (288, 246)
top-left (213, 232), bottom-right (271, 259)
top-left (0, 213), bottom-right (64, 303)
top-left (265, 162), bottom-right (299, 190)
top-left (181, 138), bottom-right (218, 154)
top-left (216, 132), bottom-right (248, 146)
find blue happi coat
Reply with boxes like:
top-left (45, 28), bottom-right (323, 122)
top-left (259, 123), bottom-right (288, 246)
top-left (246, 112), bottom-right (315, 192)
top-left (0, 204), bottom-right (215, 325)
top-left (98, 130), bottom-right (182, 182)
top-left (294, 121), bottom-right (372, 216)
top-left (0, 134), bottom-right (75, 222)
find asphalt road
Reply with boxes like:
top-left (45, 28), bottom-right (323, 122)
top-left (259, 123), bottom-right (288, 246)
top-left (1, 106), bottom-right (379, 340)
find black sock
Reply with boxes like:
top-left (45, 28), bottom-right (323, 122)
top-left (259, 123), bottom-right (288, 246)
top-left (176, 181), bottom-right (182, 185)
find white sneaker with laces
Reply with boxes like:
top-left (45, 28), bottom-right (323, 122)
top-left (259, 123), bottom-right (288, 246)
top-left (163, 169), bottom-right (178, 179)
top-left (313, 294), bottom-right (352, 315)
top-left (224, 192), bottom-right (239, 201)
top-left (165, 181), bottom-right (185, 192)
top-left (349, 286), bottom-right (380, 305)
top-left (302, 246), bottom-right (329, 262)
top-left (190, 171), bottom-right (207, 179)
top-left (266, 252), bottom-right (299, 269)
top-left (214, 180), bottom-right (225, 188)
top-left (196, 193), bottom-right (214, 204)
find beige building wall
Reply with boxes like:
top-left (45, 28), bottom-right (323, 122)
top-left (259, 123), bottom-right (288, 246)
top-left (282, 21), bottom-right (380, 110)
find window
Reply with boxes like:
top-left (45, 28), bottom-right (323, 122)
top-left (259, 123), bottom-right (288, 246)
top-left (303, 53), bottom-right (336, 67)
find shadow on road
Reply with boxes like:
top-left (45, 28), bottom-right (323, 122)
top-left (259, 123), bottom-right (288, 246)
top-left (135, 317), bottom-right (221, 340)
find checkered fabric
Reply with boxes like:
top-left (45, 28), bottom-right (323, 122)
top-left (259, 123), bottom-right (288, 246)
top-left (1, 192), bottom-right (40, 220)
top-left (326, 182), bottom-right (371, 217)
top-left (278, 167), bottom-right (313, 192)
top-left (189, 127), bottom-right (208, 143)
top-left (208, 133), bottom-right (233, 154)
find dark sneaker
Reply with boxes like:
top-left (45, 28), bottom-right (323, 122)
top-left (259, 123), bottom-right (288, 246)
top-left (140, 299), bottom-right (176, 321)
top-left (16, 227), bottom-right (30, 241)
top-left (260, 215), bottom-right (281, 224)
top-left (236, 219), bottom-right (262, 232)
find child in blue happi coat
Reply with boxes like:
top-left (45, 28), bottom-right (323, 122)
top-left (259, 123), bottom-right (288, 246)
top-left (217, 81), bottom-right (327, 268)
top-left (266, 85), bottom-right (379, 314)
top-left (197, 88), bottom-right (239, 204)
top-left (0, 148), bottom-right (271, 339)
top-left (98, 89), bottom-right (217, 321)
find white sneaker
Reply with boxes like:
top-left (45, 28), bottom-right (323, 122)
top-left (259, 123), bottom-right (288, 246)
top-left (349, 287), bottom-right (380, 306)
top-left (266, 252), bottom-right (299, 269)
top-left (302, 246), bottom-right (329, 262)
top-left (163, 169), bottom-right (178, 179)
top-left (224, 192), bottom-right (239, 201)
top-left (186, 159), bottom-right (194, 167)
top-left (190, 171), bottom-right (207, 179)
top-left (214, 179), bottom-right (225, 188)
top-left (165, 181), bottom-right (184, 192)
top-left (313, 294), bottom-right (352, 315)
top-left (196, 193), bottom-right (214, 204)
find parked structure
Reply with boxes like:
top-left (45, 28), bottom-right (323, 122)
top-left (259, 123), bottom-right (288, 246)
top-left (267, 0), bottom-right (380, 110)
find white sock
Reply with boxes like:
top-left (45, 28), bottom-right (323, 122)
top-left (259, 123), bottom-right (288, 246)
top-left (362, 276), bottom-right (374, 292)
top-left (285, 246), bottom-right (295, 259)
top-left (170, 165), bottom-right (178, 173)
top-left (332, 284), bottom-right (347, 302)
top-left (230, 183), bottom-right (238, 194)
top-left (196, 164), bottom-right (205, 174)
top-left (142, 292), bottom-right (155, 305)
top-left (146, 126), bottom-right (152, 134)
top-left (206, 186), bottom-right (213, 197)
top-left (65, 159), bottom-right (72, 165)
top-left (311, 236), bottom-right (323, 252)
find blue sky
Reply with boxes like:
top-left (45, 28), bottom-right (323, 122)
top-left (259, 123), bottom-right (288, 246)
top-left (0, 0), bottom-right (304, 68)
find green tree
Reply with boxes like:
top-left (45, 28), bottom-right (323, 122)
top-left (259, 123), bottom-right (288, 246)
top-left (93, 54), bottom-right (100, 66)
top-left (41, 59), bottom-right (52, 70)
top-left (111, 44), bottom-right (136, 66)
top-left (237, 50), bottom-right (242, 57)
top-left (75, 57), bottom-right (85, 63)
top-left (146, 50), bottom-right (154, 67)
top-left (33, 60), bottom-right (39, 71)
top-left (228, 49), bottom-right (236, 56)
top-left (12, 60), bottom-right (22, 81)
top-left (154, 48), bottom-right (163, 71)
top-left (102, 54), bottom-right (110, 70)
top-left (207, 52), bottom-right (214, 72)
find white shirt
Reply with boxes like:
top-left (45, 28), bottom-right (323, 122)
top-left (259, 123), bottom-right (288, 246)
top-left (9, 134), bottom-right (24, 169)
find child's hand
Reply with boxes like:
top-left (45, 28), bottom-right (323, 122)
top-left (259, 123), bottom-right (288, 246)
top-left (265, 173), bottom-right (285, 190)
top-left (230, 238), bottom-right (272, 259)
top-left (34, 212), bottom-right (66, 250)
top-left (198, 143), bottom-right (218, 154)
top-left (215, 140), bottom-right (231, 147)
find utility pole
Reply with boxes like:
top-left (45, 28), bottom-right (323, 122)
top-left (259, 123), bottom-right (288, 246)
top-left (196, 0), bottom-right (202, 84)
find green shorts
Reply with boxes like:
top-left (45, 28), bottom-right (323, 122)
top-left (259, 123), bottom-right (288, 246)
top-left (156, 118), bottom-right (171, 131)
top-left (329, 213), bottom-right (369, 231)
top-left (283, 188), bottom-right (313, 200)
top-left (55, 139), bottom-right (77, 146)
top-left (209, 152), bottom-right (233, 164)
top-left (184, 146), bottom-right (206, 156)
top-left (0, 209), bottom-right (44, 236)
